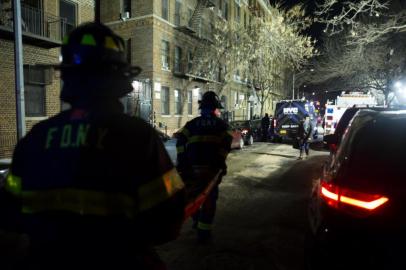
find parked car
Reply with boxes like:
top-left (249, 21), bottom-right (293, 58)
top-left (229, 120), bottom-right (262, 145)
top-left (228, 123), bottom-right (245, 149)
top-left (307, 109), bottom-right (406, 269)
top-left (0, 159), bottom-right (11, 188)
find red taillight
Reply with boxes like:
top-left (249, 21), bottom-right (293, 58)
top-left (321, 181), bottom-right (389, 211)
top-left (327, 116), bottom-right (333, 120)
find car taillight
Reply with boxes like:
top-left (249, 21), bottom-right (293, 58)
top-left (327, 116), bottom-right (333, 120)
top-left (321, 181), bottom-right (389, 212)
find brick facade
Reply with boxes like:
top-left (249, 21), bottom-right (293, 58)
top-left (101, 0), bottom-right (287, 136)
top-left (0, 0), bottom-right (94, 158)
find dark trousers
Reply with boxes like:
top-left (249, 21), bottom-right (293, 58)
top-left (193, 185), bottom-right (219, 239)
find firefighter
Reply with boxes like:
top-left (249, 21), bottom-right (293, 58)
top-left (0, 22), bottom-right (185, 269)
top-left (176, 91), bottom-right (233, 243)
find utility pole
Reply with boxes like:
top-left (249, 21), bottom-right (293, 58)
top-left (13, 0), bottom-right (26, 139)
top-left (292, 73), bottom-right (295, 99)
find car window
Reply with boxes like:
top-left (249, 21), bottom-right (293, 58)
top-left (341, 117), bottom-right (406, 191)
top-left (334, 108), bottom-right (357, 137)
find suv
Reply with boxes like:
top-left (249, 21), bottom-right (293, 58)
top-left (307, 109), bottom-right (406, 269)
top-left (229, 120), bottom-right (261, 145)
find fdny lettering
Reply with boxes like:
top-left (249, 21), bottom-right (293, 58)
top-left (283, 107), bottom-right (298, 115)
top-left (45, 124), bottom-right (107, 149)
top-left (196, 119), bottom-right (216, 127)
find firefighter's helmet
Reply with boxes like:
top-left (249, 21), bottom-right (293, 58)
top-left (58, 22), bottom-right (141, 103)
top-left (199, 91), bottom-right (223, 110)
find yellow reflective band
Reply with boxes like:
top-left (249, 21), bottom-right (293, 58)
top-left (62, 35), bottom-right (69, 45)
top-left (226, 130), bottom-right (234, 138)
top-left (138, 168), bottom-right (184, 211)
top-left (176, 145), bottom-right (185, 154)
top-left (20, 189), bottom-right (137, 218)
top-left (188, 135), bottom-right (222, 144)
top-left (5, 172), bottom-right (22, 195)
top-left (197, 222), bottom-right (212, 231)
top-left (105, 36), bottom-right (119, 51)
top-left (181, 128), bottom-right (190, 138)
top-left (80, 34), bottom-right (97, 46)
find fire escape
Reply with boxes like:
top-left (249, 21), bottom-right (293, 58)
top-left (175, 0), bottom-right (216, 82)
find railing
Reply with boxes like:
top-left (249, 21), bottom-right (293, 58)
top-left (175, 12), bottom-right (214, 41)
top-left (0, 4), bottom-right (68, 43)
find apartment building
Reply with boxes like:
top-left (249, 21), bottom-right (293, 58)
top-left (0, 0), bottom-right (94, 158)
top-left (100, 0), bottom-right (286, 135)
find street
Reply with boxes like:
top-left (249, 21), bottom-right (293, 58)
top-left (158, 142), bottom-right (328, 270)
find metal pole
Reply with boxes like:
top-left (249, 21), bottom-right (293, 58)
top-left (292, 73), bottom-right (295, 100)
top-left (13, 0), bottom-right (26, 139)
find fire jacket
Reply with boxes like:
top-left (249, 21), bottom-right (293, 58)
top-left (0, 101), bottom-right (185, 268)
top-left (176, 113), bottom-right (233, 174)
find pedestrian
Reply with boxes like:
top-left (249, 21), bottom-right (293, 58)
top-left (261, 113), bottom-right (271, 141)
top-left (176, 91), bottom-right (233, 243)
top-left (0, 22), bottom-right (185, 270)
top-left (297, 116), bottom-right (313, 160)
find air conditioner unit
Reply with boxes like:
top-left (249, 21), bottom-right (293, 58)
top-left (121, 11), bottom-right (130, 20)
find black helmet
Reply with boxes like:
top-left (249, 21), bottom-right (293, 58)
top-left (199, 91), bottom-right (223, 110)
top-left (58, 22), bottom-right (141, 103)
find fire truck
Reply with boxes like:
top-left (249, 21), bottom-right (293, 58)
top-left (323, 92), bottom-right (377, 135)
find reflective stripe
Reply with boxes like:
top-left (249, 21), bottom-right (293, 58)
top-left (226, 130), bottom-right (234, 137)
top-left (80, 34), bottom-right (97, 46)
top-left (176, 145), bottom-right (185, 154)
top-left (197, 222), bottom-right (212, 231)
top-left (20, 189), bottom-right (137, 218)
top-left (188, 135), bottom-right (222, 144)
top-left (181, 128), bottom-right (190, 138)
top-left (138, 168), bottom-right (184, 211)
top-left (105, 36), bottom-right (120, 51)
top-left (5, 172), bottom-right (22, 195)
top-left (62, 35), bottom-right (69, 45)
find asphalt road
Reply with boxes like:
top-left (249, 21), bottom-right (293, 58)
top-left (158, 142), bottom-right (329, 270)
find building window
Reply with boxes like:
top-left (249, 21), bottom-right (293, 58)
top-left (188, 90), bottom-right (193, 115)
top-left (24, 65), bottom-right (47, 117)
top-left (174, 46), bottom-right (182, 72)
top-left (60, 0), bottom-right (77, 36)
top-left (187, 50), bottom-right (193, 72)
top-left (162, 0), bottom-right (169, 21)
top-left (161, 87), bottom-right (170, 115)
top-left (188, 7), bottom-right (193, 27)
top-left (121, 0), bottom-right (131, 17)
top-left (175, 0), bottom-right (182, 26)
top-left (126, 38), bottom-right (132, 64)
top-left (161, 40), bottom-right (170, 70)
top-left (174, 89), bottom-right (182, 115)
top-left (223, 1), bottom-right (228, 20)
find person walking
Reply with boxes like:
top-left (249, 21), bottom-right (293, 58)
top-left (297, 116), bottom-right (313, 160)
top-left (176, 91), bottom-right (233, 243)
top-left (261, 113), bottom-right (271, 142)
top-left (0, 22), bottom-right (185, 270)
